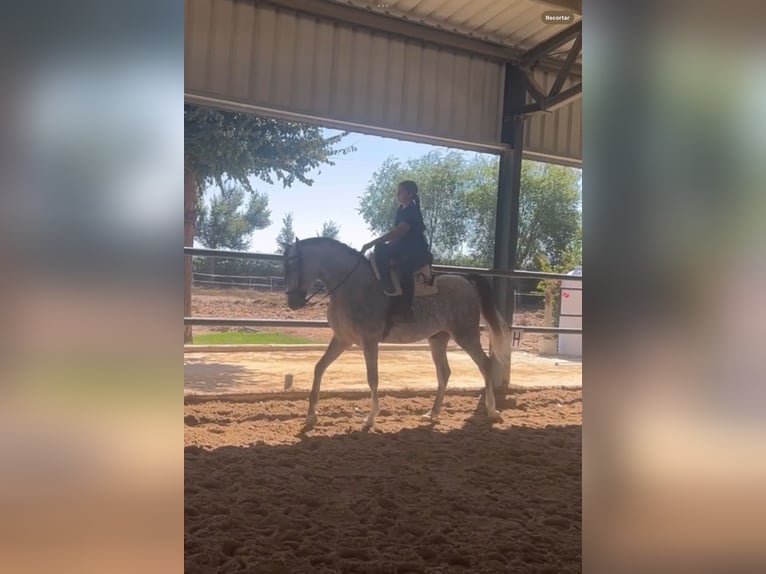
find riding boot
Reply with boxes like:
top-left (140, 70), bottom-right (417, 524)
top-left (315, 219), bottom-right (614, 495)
top-left (397, 272), bottom-right (415, 321)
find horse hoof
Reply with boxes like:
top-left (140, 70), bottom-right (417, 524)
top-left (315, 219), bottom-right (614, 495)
top-left (301, 415), bottom-right (318, 432)
top-left (361, 419), bottom-right (374, 431)
top-left (488, 412), bottom-right (504, 424)
top-left (421, 412), bottom-right (439, 423)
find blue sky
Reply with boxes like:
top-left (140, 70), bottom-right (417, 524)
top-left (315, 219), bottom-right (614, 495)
top-left (241, 129), bottom-right (494, 252)
top-left (198, 127), bottom-right (581, 254)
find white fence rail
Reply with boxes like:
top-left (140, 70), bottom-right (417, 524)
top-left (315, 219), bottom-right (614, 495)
top-left (185, 247), bottom-right (581, 336)
top-left (193, 272), bottom-right (285, 291)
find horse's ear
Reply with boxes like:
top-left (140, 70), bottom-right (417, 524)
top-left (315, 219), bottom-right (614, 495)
top-left (294, 236), bottom-right (299, 243)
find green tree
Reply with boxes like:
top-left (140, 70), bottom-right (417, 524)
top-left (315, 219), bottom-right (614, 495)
top-left (464, 160), bottom-right (581, 270)
top-left (195, 184), bottom-right (271, 282)
top-left (184, 104), bottom-right (354, 341)
top-left (535, 232), bottom-right (582, 329)
top-left (516, 163), bottom-right (581, 270)
top-left (463, 156), bottom-right (500, 267)
top-left (317, 220), bottom-right (341, 240)
top-left (193, 256), bottom-right (282, 286)
top-left (275, 213), bottom-right (296, 254)
top-left (358, 151), bottom-right (469, 259)
top-left (357, 156), bottom-right (403, 237)
top-left (185, 105), bottom-right (354, 192)
top-left (196, 184), bottom-right (271, 250)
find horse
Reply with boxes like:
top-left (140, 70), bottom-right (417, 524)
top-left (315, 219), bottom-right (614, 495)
top-left (283, 237), bottom-right (511, 432)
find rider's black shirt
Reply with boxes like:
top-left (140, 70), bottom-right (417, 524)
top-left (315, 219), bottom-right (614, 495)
top-left (394, 202), bottom-right (430, 259)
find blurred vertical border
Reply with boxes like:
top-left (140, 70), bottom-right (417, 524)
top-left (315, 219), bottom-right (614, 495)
top-left (0, 1), bottom-right (183, 573)
top-left (584, 0), bottom-right (766, 572)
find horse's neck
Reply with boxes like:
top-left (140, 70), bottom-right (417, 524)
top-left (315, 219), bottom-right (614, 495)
top-left (310, 244), bottom-right (387, 323)
top-left (312, 245), bottom-right (375, 292)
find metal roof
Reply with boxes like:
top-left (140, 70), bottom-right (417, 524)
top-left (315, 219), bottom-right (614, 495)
top-left (323, 0), bottom-right (582, 70)
top-left (185, 0), bottom-right (581, 164)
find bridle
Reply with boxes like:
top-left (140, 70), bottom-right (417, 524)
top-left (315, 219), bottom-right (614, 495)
top-left (285, 242), bottom-right (366, 307)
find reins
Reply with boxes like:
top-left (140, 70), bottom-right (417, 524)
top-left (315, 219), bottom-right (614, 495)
top-left (303, 254), bottom-right (365, 306)
top-left (287, 242), bottom-right (367, 307)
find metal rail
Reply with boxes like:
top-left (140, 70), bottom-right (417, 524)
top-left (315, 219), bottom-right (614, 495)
top-left (185, 247), bottom-right (583, 335)
top-left (184, 247), bottom-right (582, 282)
top-left (186, 247), bottom-right (283, 262)
top-left (183, 317), bottom-right (582, 335)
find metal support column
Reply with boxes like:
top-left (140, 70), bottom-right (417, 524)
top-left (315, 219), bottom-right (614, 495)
top-left (492, 65), bottom-right (526, 391)
top-left (492, 151), bottom-right (511, 320)
top-left (493, 65), bottom-right (527, 324)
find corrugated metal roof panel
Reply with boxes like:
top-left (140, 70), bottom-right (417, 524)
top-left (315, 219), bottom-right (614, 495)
top-left (186, 0), bottom-right (505, 150)
top-left (522, 67), bottom-right (581, 164)
top-left (327, 0), bottom-right (581, 64)
top-left (186, 0), bottom-right (581, 164)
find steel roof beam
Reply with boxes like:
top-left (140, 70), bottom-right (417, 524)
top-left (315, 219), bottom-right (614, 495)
top-left (523, 82), bottom-right (582, 113)
top-left (548, 33), bottom-right (582, 97)
top-left (521, 20), bottom-right (582, 67)
top-left (523, 71), bottom-right (548, 106)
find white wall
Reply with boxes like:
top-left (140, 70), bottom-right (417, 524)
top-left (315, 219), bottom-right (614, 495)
top-left (558, 272), bottom-right (582, 357)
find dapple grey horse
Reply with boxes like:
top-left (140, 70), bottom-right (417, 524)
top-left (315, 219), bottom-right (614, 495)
top-left (284, 237), bottom-right (511, 431)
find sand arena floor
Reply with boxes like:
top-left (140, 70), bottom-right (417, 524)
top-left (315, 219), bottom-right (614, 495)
top-left (185, 388), bottom-right (582, 573)
top-left (184, 349), bottom-right (581, 396)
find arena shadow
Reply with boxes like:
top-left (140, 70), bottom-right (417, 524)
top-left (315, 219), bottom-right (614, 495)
top-left (184, 359), bottom-right (254, 394)
top-left (185, 423), bottom-right (581, 574)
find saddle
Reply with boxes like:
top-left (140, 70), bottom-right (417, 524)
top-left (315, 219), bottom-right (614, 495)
top-left (368, 254), bottom-right (438, 297)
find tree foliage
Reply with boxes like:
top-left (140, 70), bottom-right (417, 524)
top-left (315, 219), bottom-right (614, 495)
top-left (462, 156), bottom-right (501, 267)
top-left (317, 220), bottom-right (341, 240)
top-left (516, 163), bottom-right (581, 270)
top-left (184, 105), bottom-right (355, 193)
top-left (196, 184), bottom-right (271, 250)
top-left (357, 157), bottom-right (403, 236)
top-left (359, 151), bottom-right (581, 270)
top-left (184, 105), bottom-right (354, 341)
top-left (358, 151), bottom-right (470, 258)
top-left (464, 160), bottom-right (581, 269)
top-left (275, 213), bottom-right (296, 254)
top-left (192, 257), bottom-right (282, 283)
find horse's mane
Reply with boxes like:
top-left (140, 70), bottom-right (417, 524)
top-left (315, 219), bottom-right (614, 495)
top-left (298, 237), bottom-right (369, 262)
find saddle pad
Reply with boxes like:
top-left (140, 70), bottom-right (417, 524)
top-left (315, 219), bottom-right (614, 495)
top-left (368, 255), bottom-right (438, 297)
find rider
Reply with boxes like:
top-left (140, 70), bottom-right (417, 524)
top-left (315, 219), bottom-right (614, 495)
top-left (361, 180), bottom-right (432, 320)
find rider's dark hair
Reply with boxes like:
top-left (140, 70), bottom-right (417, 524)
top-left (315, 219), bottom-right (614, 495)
top-left (399, 180), bottom-right (420, 209)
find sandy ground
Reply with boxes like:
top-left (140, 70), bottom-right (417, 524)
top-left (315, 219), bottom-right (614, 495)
top-left (186, 287), bottom-right (582, 572)
top-left (191, 288), bottom-right (549, 354)
top-left (185, 388), bottom-right (582, 573)
top-left (185, 349), bottom-right (581, 396)
top-left (187, 287), bottom-right (580, 396)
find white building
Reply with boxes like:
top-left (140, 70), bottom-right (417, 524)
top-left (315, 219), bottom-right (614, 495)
top-left (557, 267), bottom-right (582, 357)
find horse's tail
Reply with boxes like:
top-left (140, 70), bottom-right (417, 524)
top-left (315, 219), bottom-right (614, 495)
top-left (466, 273), bottom-right (511, 385)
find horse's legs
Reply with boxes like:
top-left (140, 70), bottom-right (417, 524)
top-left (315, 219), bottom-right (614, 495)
top-left (361, 341), bottom-right (380, 429)
top-left (303, 336), bottom-right (350, 431)
top-left (454, 332), bottom-right (502, 422)
top-left (424, 332), bottom-right (451, 421)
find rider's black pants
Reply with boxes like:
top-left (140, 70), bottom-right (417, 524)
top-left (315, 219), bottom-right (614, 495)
top-left (373, 243), bottom-right (427, 307)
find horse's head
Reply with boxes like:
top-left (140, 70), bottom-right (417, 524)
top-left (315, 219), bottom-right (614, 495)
top-left (284, 237), bottom-right (308, 310)
top-left (284, 236), bottom-right (363, 310)
top-left (284, 237), bottom-right (326, 310)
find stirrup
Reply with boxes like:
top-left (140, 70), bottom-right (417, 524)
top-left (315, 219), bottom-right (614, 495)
top-left (380, 278), bottom-right (396, 295)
